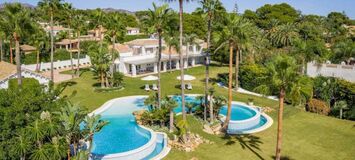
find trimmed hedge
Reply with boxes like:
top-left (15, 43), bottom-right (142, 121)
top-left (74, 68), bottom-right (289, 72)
top-left (8, 78), bottom-right (40, 89)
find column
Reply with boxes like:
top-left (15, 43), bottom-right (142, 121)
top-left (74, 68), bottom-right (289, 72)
top-left (132, 64), bottom-right (137, 76)
top-left (66, 44), bottom-right (68, 50)
top-left (154, 63), bottom-right (158, 73)
top-left (176, 60), bottom-right (180, 69)
top-left (184, 60), bottom-right (188, 68)
top-left (193, 45), bottom-right (197, 54)
top-left (192, 58), bottom-right (196, 66)
top-left (141, 46), bottom-right (146, 55)
top-left (163, 61), bottom-right (167, 72)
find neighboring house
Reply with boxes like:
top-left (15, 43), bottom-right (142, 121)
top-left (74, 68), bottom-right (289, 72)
top-left (0, 61), bottom-right (50, 89)
top-left (126, 27), bottom-right (140, 35)
top-left (88, 25), bottom-right (107, 40)
top-left (44, 25), bottom-right (72, 37)
top-left (55, 39), bottom-right (79, 52)
top-left (111, 38), bottom-right (206, 77)
top-left (20, 45), bottom-right (36, 54)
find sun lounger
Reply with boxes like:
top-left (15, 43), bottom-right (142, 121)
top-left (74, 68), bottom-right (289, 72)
top-left (152, 84), bottom-right (158, 91)
top-left (187, 83), bottom-right (192, 90)
top-left (144, 84), bottom-right (150, 91)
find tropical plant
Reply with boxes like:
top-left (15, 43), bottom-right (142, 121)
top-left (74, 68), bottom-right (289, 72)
top-left (334, 100), bottom-right (348, 119)
top-left (88, 43), bottom-right (111, 88)
top-left (161, 96), bottom-right (178, 132)
top-left (62, 2), bottom-right (75, 78)
top-left (2, 3), bottom-right (35, 86)
top-left (213, 95), bottom-right (227, 118)
top-left (183, 33), bottom-right (198, 69)
top-left (256, 55), bottom-right (303, 160)
top-left (38, 0), bottom-right (63, 81)
top-left (208, 87), bottom-right (215, 122)
top-left (146, 3), bottom-right (172, 108)
top-left (185, 102), bottom-right (195, 114)
top-left (82, 115), bottom-right (109, 158)
top-left (72, 13), bottom-right (86, 77)
top-left (144, 93), bottom-right (158, 111)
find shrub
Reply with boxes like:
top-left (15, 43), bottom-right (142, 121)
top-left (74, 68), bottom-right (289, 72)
top-left (306, 99), bottom-right (331, 115)
top-left (240, 63), bottom-right (269, 92)
top-left (8, 78), bottom-right (40, 89)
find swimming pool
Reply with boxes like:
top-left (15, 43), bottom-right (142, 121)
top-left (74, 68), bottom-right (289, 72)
top-left (90, 96), bottom-right (170, 160)
top-left (172, 95), bottom-right (273, 134)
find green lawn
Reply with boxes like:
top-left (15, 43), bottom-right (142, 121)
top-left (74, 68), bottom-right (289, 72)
top-left (61, 65), bottom-right (355, 160)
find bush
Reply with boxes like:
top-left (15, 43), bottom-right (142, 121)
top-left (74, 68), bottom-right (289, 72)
top-left (8, 78), bottom-right (40, 89)
top-left (306, 99), bottom-right (331, 115)
top-left (240, 63), bottom-right (269, 92)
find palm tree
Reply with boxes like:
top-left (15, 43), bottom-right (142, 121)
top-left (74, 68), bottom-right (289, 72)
top-left (59, 102), bottom-right (87, 159)
top-left (72, 14), bottom-right (85, 77)
top-left (161, 96), bottom-right (178, 132)
top-left (88, 43), bottom-right (111, 88)
top-left (0, 31), bottom-right (4, 62)
top-left (104, 13), bottom-right (125, 73)
top-left (38, 0), bottom-right (63, 81)
top-left (334, 101), bottom-right (348, 119)
top-left (163, 27), bottom-right (179, 72)
top-left (3, 3), bottom-right (34, 86)
top-left (83, 114), bottom-right (109, 157)
top-left (212, 95), bottom-right (227, 118)
top-left (266, 23), bottom-right (299, 50)
top-left (146, 3), bottom-right (172, 109)
top-left (208, 87), bottom-right (215, 122)
top-left (257, 55), bottom-right (302, 160)
top-left (92, 9), bottom-right (105, 49)
top-left (62, 3), bottom-right (75, 78)
top-left (196, 0), bottom-right (224, 122)
top-left (183, 33), bottom-right (198, 70)
top-left (214, 14), bottom-right (253, 130)
top-left (30, 27), bottom-right (47, 72)
top-left (163, 0), bottom-right (194, 140)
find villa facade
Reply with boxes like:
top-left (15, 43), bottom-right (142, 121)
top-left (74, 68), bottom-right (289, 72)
top-left (111, 39), bottom-right (206, 76)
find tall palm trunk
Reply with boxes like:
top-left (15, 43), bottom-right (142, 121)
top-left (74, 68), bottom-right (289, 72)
top-left (36, 49), bottom-right (40, 72)
top-left (111, 35), bottom-right (116, 73)
top-left (14, 33), bottom-right (22, 86)
top-left (0, 37), bottom-right (3, 62)
top-left (204, 12), bottom-right (212, 122)
top-left (76, 31), bottom-right (81, 77)
top-left (209, 94), bottom-right (213, 122)
top-left (179, 0), bottom-right (186, 121)
top-left (169, 109), bottom-right (174, 132)
top-left (222, 42), bottom-right (233, 131)
top-left (157, 30), bottom-right (162, 109)
top-left (100, 72), bottom-right (105, 88)
top-left (50, 11), bottom-right (54, 81)
top-left (68, 27), bottom-right (74, 79)
top-left (234, 47), bottom-right (239, 91)
top-left (10, 39), bottom-right (13, 63)
top-left (275, 88), bottom-right (285, 160)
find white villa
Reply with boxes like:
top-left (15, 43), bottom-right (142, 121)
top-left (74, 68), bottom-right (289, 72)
top-left (111, 38), bottom-right (206, 76)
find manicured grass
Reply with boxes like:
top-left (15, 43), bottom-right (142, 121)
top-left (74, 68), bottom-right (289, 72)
top-left (61, 65), bottom-right (355, 160)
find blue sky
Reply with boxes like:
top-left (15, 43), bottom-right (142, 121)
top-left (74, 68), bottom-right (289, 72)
top-left (3, 0), bottom-right (355, 19)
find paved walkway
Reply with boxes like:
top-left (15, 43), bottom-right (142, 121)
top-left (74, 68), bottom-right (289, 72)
top-left (42, 65), bottom-right (90, 83)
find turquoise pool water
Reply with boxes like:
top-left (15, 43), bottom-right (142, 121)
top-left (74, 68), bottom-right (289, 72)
top-left (172, 95), bottom-right (202, 113)
top-left (219, 104), bottom-right (257, 121)
top-left (91, 97), bottom-right (152, 155)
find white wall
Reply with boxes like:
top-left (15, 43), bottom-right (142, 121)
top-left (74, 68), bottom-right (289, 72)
top-left (23, 55), bottom-right (91, 72)
top-left (0, 70), bottom-right (50, 89)
top-left (307, 61), bottom-right (355, 82)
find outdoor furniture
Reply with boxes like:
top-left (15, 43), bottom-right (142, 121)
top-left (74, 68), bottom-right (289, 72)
top-left (187, 83), bottom-right (193, 90)
top-left (144, 84), bottom-right (150, 91)
top-left (152, 84), bottom-right (158, 91)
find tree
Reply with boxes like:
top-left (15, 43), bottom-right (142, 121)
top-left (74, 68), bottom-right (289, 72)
top-left (0, 31), bottom-right (4, 62)
top-left (212, 95), bottom-right (227, 118)
top-left (72, 14), bottom-right (86, 77)
top-left (161, 96), bottom-right (178, 132)
top-left (146, 3), bottom-right (172, 109)
top-left (29, 26), bottom-right (48, 72)
top-left (88, 43), bottom-right (111, 88)
top-left (104, 13), bottom-right (125, 73)
top-left (334, 101), bottom-right (348, 119)
top-left (11, 134), bottom-right (31, 160)
top-left (38, 0), bottom-right (63, 81)
top-left (82, 115), bottom-right (108, 158)
top-left (196, 0), bottom-right (224, 122)
top-left (266, 23), bottom-right (299, 49)
top-left (62, 3), bottom-right (75, 78)
top-left (208, 87), bottom-right (215, 122)
top-left (2, 3), bottom-right (35, 86)
top-left (257, 55), bottom-right (302, 160)
top-left (214, 14), bottom-right (254, 130)
top-left (164, 1), bottom-right (194, 134)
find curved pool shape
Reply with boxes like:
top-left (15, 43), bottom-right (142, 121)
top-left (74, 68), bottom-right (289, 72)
top-left (173, 95), bottom-right (272, 134)
top-left (90, 96), bottom-right (170, 160)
